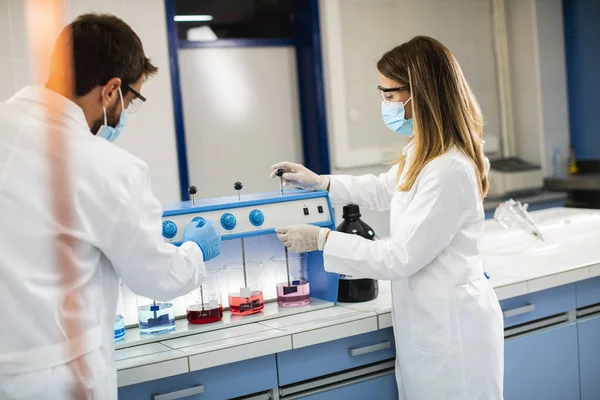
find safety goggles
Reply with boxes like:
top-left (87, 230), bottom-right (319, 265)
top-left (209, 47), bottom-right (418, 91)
top-left (124, 84), bottom-right (147, 114)
top-left (378, 85), bottom-right (410, 105)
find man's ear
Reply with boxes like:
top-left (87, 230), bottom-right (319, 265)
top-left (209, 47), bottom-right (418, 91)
top-left (101, 77), bottom-right (122, 107)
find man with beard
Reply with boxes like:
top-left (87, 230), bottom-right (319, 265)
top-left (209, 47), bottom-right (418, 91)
top-left (0, 13), bottom-right (221, 399)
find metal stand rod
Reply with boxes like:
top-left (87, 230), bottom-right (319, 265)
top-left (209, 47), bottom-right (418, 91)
top-left (241, 238), bottom-right (248, 287)
top-left (200, 285), bottom-right (205, 310)
top-left (285, 247), bottom-right (291, 286)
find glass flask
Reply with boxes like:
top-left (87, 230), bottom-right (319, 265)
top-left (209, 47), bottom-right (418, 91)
top-left (136, 295), bottom-right (176, 334)
top-left (114, 281), bottom-right (126, 342)
top-left (186, 271), bottom-right (223, 324)
top-left (222, 261), bottom-right (264, 316)
top-left (271, 253), bottom-right (310, 307)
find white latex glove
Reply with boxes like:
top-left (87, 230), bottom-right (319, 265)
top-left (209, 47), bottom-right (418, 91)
top-left (275, 225), bottom-right (330, 253)
top-left (270, 161), bottom-right (330, 191)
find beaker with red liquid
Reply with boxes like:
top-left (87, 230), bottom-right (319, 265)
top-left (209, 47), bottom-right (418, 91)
top-left (186, 271), bottom-right (223, 324)
top-left (222, 261), bottom-right (264, 316)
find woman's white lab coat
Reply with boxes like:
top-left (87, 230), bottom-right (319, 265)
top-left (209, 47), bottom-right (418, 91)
top-left (0, 87), bottom-right (206, 399)
top-left (323, 143), bottom-right (504, 399)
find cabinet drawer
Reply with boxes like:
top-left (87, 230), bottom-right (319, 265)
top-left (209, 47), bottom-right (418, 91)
top-left (504, 323), bottom-right (580, 400)
top-left (578, 314), bottom-right (600, 400)
top-left (118, 355), bottom-right (277, 400)
top-left (577, 277), bottom-right (600, 308)
top-left (277, 328), bottom-right (395, 386)
top-left (500, 284), bottom-right (576, 328)
top-left (297, 371), bottom-right (398, 399)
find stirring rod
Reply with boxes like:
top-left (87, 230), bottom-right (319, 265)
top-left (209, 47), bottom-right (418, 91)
top-left (285, 247), bottom-right (291, 286)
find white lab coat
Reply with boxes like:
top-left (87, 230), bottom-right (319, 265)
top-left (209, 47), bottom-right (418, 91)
top-left (324, 143), bottom-right (504, 399)
top-left (0, 87), bottom-right (206, 399)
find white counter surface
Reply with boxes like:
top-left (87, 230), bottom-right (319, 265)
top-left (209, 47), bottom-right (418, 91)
top-left (116, 207), bottom-right (600, 387)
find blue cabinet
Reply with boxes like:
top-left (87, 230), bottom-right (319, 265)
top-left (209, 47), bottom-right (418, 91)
top-left (576, 276), bottom-right (600, 308)
top-left (578, 314), bottom-right (600, 400)
top-left (118, 355), bottom-right (277, 400)
top-left (297, 372), bottom-right (398, 400)
top-left (504, 323), bottom-right (580, 400)
top-left (500, 284), bottom-right (576, 328)
top-left (277, 328), bottom-right (395, 385)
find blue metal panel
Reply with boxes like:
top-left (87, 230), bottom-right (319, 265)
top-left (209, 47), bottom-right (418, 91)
top-left (306, 250), bottom-right (339, 303)
top-left (504, 323), bottom-right (580, 400)
top-left (164, 0), bottom-right (191, 200)
top-left (563, 0), bottom-right (600, 159)
top-left (163, 189), bottom-right (329, 216)
top-left (292, 0), bottom-right (331, 175)
top-left (578, 314), bottom-right (600, 400)
top-left (500, 284), bottom-right (576, 328)
top-left (179, 39), bottom-right (294, 48)
top-left (168, 221), bottom-right (334, 244)
top-left (297, 372), bottom-right (398, 400)
top-left (277, 328), bottom-right (396, 386)
top-left (576, 276), bottom-right (600, 308)
top-left (118, 355), bottom-right (277, 399)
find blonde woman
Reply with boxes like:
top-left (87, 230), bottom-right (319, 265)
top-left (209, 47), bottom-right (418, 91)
top-left (272, 36), bottom-right (503, 399)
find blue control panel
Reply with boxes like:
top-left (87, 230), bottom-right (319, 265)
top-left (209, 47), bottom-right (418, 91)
top-left (161, 189), bottom-right (339, 303)
top-left (161, 189), bottom-right (334, 243)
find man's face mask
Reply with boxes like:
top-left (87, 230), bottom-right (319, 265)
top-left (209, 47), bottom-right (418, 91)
top-left (92, 87), bottom-right (127, 142)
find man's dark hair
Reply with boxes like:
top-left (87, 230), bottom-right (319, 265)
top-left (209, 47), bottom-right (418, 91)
top-left (49, 13), bottom-right (158, 97)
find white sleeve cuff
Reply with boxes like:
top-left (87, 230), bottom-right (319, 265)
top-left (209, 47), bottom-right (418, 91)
top-left (317, 228), bottom-right (330, 251)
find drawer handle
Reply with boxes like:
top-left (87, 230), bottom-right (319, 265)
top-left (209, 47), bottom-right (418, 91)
top-left (348, 341), bottom-right (392, 357)
top-left (503, 304), bottom-right (535, 318)
top-left (152, 385), bottom-right (204, 400)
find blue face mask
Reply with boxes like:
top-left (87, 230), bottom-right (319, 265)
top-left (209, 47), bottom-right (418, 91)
top-left (97, 88), bottom-right (127, 142)
top-left (381, 97), bottom-right (413, 136)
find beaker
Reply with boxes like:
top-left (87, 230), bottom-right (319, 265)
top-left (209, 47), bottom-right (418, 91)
top-left (136, 296), bottom-right (176, 334)
top-left (114, 281), bottom-right (126, 342)
top-left (271, 253), bottom-right (310, 307)
top-left (222, 261), bottom-right (264, 316)
top-left (186, 271), bottom-right (223, 324)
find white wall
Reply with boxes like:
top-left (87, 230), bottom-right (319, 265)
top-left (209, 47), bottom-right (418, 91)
top-left (178, 46), bottom-right (303, 198)
top-left (535, 0), bottom-right (570, 175)
top-left (506, 0), bottom-right (570, 175)
top-left (0, 0), bottom-right (181, 203)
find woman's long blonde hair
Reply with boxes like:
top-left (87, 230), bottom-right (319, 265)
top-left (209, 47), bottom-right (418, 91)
top-left (377, 36), bottom-right (489, 197)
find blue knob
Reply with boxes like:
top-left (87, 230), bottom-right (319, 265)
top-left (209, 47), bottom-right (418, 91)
top-left (249, 209), bottom-right (265, 227)
top-left (220, 213), bottom-right (237, 231)
top-left (162, 220), bottom-right (177, 239)
top-left (192, 216), bottom-right (206, 227)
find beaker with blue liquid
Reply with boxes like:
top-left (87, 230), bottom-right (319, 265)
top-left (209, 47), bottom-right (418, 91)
top-left (136, 296), bottom-right (176, 334)
top-left (114, 281), bottom-right (126, 342)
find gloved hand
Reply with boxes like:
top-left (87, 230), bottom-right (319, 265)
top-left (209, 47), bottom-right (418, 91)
top-left (182, 219), bottom-right (221, 261)
top-left (270, 162), bottom-right (330, 191)
top-left (275, 225), bottom-right (330, 253)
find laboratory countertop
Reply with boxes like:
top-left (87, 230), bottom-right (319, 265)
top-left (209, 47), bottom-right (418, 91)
top-left (115, 207), bottom-right (600, 388)
top-left (545, 174), bottom-right (600, 191)
top-left (483, 191), bottom-right (567, 212)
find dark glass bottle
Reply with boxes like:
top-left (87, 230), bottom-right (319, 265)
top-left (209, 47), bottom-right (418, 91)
top-left (336, 204), bottom-right (379, 302)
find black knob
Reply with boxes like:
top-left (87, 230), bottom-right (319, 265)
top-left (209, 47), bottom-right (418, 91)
top-left (276, 169), bottom-right (285, 177)
top-left (188, 186), bottom-right (197, 195)
top-left (234, 182), bottom-right (243, 191)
